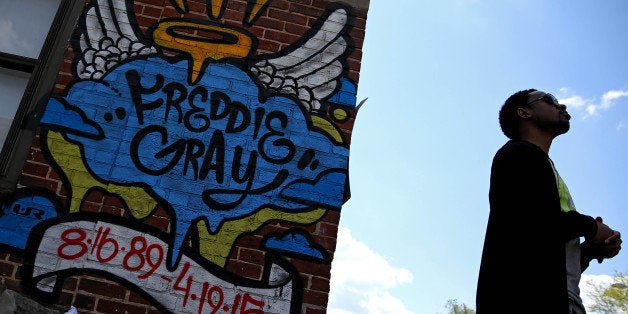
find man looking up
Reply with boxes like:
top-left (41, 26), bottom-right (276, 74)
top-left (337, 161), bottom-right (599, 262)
top-left (476, 89), bottom-right (622, 313)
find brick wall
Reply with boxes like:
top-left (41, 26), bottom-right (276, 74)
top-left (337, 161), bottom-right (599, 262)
top-left (0, 0), bottom-right (368, 313)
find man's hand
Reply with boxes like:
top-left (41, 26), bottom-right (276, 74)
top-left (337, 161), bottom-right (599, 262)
top-left (592, 217), bottom-right (620, 245)
top-left (582, 238), bottom-right (622, 263)
top-left (587, 217), bottom-right (622, 263)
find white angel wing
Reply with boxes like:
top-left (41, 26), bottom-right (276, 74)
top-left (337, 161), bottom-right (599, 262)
top-left (251, 8), bottom-right (350, 112)
top-left (75, 0), bottom-right (157, 79)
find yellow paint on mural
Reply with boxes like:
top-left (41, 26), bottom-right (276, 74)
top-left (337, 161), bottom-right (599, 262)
top-left (312, 115), bottom-right (345, 144)
top-left (170, 0), bottom-right (187, 12)
top-left (46, 131), bottom-right (157, 218)
top-left (196, 207), bottom-right (326, 267)
top-left (47, 131), bottom-right (327, 268)
top-left (333, 108), bottom-right (348, 122)
top-left (208, 0), bottom-right (226, 19)
top-left (152, 20), bottom-right (253, 84)
top-left (246, 0), bottom-right (271, 24)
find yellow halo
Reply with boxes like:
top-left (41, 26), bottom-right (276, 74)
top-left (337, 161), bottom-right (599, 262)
top-left (153, 20), bottom-right (253, 84)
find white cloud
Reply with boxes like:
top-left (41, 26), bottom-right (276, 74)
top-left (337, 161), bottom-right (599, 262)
top-left (580, 273), bottom-right (614, 312)
top-left (328, 227), bottom-right (414, 314)
top-left (601, 90), bottom-right (628, 109)
top-left (558, 88), bottom-right (628, 118)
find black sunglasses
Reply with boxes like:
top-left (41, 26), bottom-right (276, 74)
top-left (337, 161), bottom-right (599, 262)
top-left (526, 93), bottom-right (560, 107)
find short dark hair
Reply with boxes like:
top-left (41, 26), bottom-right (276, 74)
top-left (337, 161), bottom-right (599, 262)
top-left (499, 89), bottom-right (537, 139)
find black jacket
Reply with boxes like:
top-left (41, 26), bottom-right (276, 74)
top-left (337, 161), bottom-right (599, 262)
top-left (476, 140), bottom-right (597, 313)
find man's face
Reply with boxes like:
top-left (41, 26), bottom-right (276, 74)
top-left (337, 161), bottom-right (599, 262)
top-left (525, 91), bottom-right (571, 136)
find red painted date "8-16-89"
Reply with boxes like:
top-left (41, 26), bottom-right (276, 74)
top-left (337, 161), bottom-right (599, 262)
top-left (56, 227), bottom-right (265, 314)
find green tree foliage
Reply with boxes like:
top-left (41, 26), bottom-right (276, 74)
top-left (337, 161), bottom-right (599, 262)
top-left (585, 271), bottom-right (628, 314)
top-left (442, 299), bottom-right (476, 314)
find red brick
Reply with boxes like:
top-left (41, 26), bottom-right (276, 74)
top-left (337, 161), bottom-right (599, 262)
top-left (186, 12), bottom-right (207, 20)
top-left (342, 118), bottom-right (355, 130)
top-left (79, 277), bottom-right (127, 299)
top-left (244, 25), bottom-right (264, 38)
top-left (141, 5), bottom-right (162, 17)
top-left (47, 168), bottom-right (62, 180)
top-left (234, 235), bottom-right (262, 248)
top-left (3, 278), bottom-right (21, 291)
top-left (348, 70), bottom-right (359, 85)
top-left (314, 235), bottom-right (336, 252)
top-left (138, 0), bottom-right (165, 7)
top-left (264, 29), bottom-right (300, 43)
top-left (152, 207), bottom-right (169, 219)
top-left (289, 3), bottom-right (322, 17)
top-left (143, 215), bottom-right (170, 231)
top-left (291, 259), bottom-right (331, 277)
top-left (271, 0), bottom-right (291, 11)
top-left (73, 292), bottom-right (96, 311)
top-left (349, 17), bottom-right (367, 31)
top-left (227, 0), bottom-right (247, 13)
top-left (285, 22), bottom-right (309, 36)
top-left (85, 190), bottom-right (104, 203)
top-left (300, 273), bottom-right (311, 288)
top-left (58, 59), bottom-right (72, 73)
top-left (136, 15), bottom-right (159, 27)
top-left (58, 291), bottom-right (74, 308)
top-left (81, 201), bottom-right (101, 213)
top-left (55, 75), bottom-right (73, 90)
top-left (62, 277), bottom-right (79, 291)
top-left (305, 308), bottom-right (326, 314)
top-left (349, 36), bottom-right (364, 51)
top-left (316, 222), bottom-right (338, 237)
top-left (58, 187), bottom-right (68, 203)
top-left (27, 147), bottom-right (43, 163)
top-left (222, 8), bottom-right (245, 22)
top-left (187, 1), bottom-right (206, 13)
top-left (101, 205), bottom-right (123, 216)
top-left (322, 210), bottom-right (340, 223)
top-left (128, 290), bottom-right (152, 305)
top-left (13, 265), bottom-right (24, 280)
top-left (348, 58), bottom-right (361, 73)
top-left (255, 16), bottom-right (285, 31)
top-left (268, 8), bottom-right (309, 25)
top-left (7, 254), bottom-right (23, 263)
top-left (291, 0), bottom-right (313, 5)
top-left (309, 276), bottom-right (330, 291)
top-left (311, 0), bottom-right (330, 8)
top-left (17, 175), bottom-right (59, 192)
top-left (0, 261), bottom-right (15, 277)
top-left (257, 40), bottom-right (281, 54)
top-left (161, 6), bottom-right (182, 18)
top-left (226, 260), bottom-right (262, 280)
top-left (269, 221), bottom-right (291, 230)
top-left (301, 288), bottom-right (329, 307)
top-left (103, 194), bottom-right (125, 207)
top-left (97, 298), bottom-right (149, 313)
top-left (237, 247), bottom-right (265, 264)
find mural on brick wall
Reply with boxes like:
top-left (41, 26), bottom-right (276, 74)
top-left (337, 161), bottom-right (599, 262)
top-left (0, 0), bottom-right (359, 313)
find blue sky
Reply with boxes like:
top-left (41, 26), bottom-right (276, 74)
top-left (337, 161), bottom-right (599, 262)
top-left (328, 1), bottom-right (628, 313)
